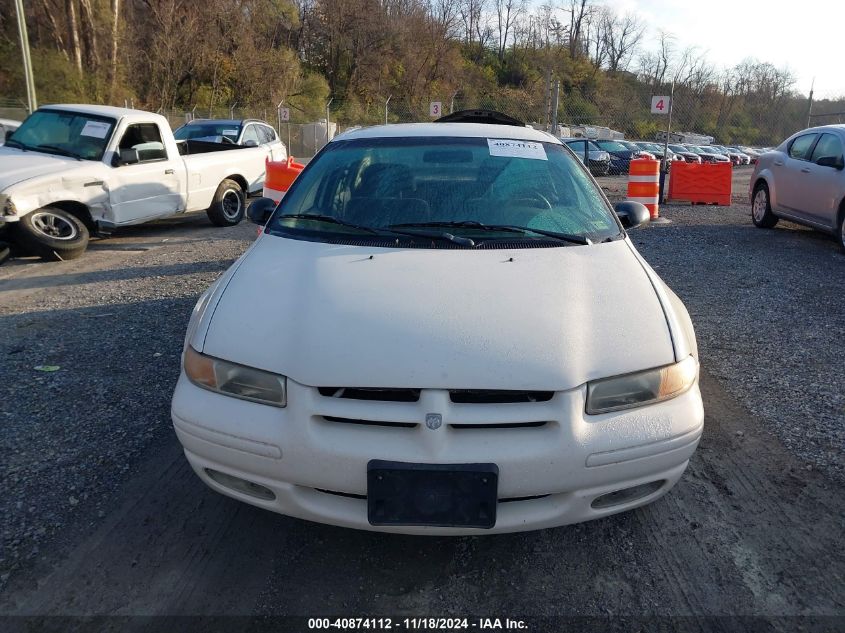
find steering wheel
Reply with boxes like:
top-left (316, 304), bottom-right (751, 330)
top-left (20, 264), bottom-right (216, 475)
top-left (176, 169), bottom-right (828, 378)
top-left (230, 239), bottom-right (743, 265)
top-left (526, 191), bottom-right (552, 209)
top-left (221, 136), bottom-right (235, 145)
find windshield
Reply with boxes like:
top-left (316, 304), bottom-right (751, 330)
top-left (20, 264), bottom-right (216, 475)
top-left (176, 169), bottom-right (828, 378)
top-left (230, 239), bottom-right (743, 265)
top-left (173, 122), bottom-right (242, 143)
top-left (668, 145), bottom-right (687, 152)
top-left (266, 136), bottom-right (621, 247)
top-left (596, 141), bottom-right (629, 152)
top-left (7, 109), bottom-right (116, 160)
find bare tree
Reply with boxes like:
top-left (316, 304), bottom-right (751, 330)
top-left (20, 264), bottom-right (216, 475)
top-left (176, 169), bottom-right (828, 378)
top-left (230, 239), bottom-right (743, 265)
top-left (567, 0), bottom-right (591, 58)
top-left (602, 11), bottom-right (644, 72)
top-left (65, 0), bottom-right (83, 73)
top-left (495, 0), bottom-right (524, 60)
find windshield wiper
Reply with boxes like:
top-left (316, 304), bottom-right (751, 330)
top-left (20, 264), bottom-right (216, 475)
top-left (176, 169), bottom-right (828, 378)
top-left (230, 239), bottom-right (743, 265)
top-left (389, 221), bottom-right (591, 245)
top-left (4, 139), bottom-right (29, 151)
top-left (281, 213), bottom-right (386, 235)
top-left (35, 144), bottom-right (82, 160)
top-left (282, 214), bottom-right (475, 246)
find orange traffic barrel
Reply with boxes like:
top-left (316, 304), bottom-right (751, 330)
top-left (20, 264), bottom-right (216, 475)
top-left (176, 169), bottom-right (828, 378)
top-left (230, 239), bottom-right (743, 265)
top-left (263, 156), bottom-right (304, 203)
top-left (627, 158), bottom-right (660, 219)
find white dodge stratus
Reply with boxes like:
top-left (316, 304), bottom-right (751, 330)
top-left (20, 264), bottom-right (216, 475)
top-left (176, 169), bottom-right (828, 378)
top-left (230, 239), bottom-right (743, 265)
top-left (171, 112), bottom-right (704, 534)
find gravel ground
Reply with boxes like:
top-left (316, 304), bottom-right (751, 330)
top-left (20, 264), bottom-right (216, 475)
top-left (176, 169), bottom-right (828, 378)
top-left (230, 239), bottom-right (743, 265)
top-left (0, 217), bottom-right (255, 589)
top-left (0, 182), bottom-right (843, 622)
top-left (633, 201), bottom-right (845, 481)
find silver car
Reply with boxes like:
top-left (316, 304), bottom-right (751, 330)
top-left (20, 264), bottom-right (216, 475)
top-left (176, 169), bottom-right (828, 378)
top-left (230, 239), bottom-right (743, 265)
top-left (750, 125), bottom-right (845, 250)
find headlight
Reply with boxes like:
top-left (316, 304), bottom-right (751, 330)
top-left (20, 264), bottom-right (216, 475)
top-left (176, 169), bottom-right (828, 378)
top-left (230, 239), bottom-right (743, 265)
top-left (184, 346), bottom-right (287, 407)
top-left (586, 356), bottom-right (697, 415)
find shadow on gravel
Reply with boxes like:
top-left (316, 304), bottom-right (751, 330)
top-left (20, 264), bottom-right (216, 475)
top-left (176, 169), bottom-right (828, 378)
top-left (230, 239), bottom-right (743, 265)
top-left (0, 260), bottom-right (234, 292)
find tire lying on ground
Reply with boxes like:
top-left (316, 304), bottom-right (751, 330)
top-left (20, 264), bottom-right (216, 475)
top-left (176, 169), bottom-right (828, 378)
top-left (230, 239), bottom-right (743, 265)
top-left (14, 207), bottom-right (90, 261)
top-left (206, 179), bottom-right (246, 227)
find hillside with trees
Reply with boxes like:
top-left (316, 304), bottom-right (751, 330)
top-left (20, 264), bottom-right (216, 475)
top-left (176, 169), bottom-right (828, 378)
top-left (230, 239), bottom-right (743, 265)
top-left (1, 0), bottom-right (842, 144)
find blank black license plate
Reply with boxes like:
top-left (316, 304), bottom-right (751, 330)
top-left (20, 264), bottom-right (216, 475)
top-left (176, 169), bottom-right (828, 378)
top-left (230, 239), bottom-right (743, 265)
top-left (367, 460), bottom-right (498, 529)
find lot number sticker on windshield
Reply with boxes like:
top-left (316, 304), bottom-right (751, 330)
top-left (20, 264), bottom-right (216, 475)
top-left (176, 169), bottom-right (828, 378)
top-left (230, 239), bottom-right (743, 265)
top-left (222, 129), bottom-right (238, 136)
top-left (488, 139), bottom-right (547, 160)
top-left (80, 121), bottom-right (111, 138)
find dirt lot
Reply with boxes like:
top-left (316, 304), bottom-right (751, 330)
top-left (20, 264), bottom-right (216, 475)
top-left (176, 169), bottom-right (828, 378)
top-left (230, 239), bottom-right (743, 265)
top-left (0, 170), bottom-right (843, 630)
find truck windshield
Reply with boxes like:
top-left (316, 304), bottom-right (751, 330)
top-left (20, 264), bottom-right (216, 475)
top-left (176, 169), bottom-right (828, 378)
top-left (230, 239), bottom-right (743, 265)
top-left (173, 123), bottom-right (242, 143)
top-left (267, 136), bottom-right (621, 247)
top-left (8, 109), bottom-right (116, 160)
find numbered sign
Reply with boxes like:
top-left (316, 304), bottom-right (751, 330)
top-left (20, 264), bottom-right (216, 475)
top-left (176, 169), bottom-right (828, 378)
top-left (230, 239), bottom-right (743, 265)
top-left (429, 101), bottom-right (442, 118)
top-left (651, 96), bottom-right (670, 114)
top-left (279, 107), bottom-right (290, 122)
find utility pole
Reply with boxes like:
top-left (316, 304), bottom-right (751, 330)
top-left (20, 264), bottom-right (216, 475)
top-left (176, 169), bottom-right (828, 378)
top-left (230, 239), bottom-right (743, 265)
top-left (806, 78), bottom-right (815, 128)
top-left (14, 0), bottom-right (37, 112)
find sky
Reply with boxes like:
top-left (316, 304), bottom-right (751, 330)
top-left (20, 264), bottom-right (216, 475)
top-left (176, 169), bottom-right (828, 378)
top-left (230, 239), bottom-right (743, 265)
top-left (604, 0), bottom-right (844, 99)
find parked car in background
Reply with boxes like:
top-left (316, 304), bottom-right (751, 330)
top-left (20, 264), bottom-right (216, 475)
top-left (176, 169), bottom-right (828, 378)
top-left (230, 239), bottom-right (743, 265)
top-left (593, 139), bottom-right (642, 174)
top-left (739, 147), bottom-right (762, 163)
top-left (561, 138), bottom-right (611, 176)
top-left (667, 144), bottom-right (702, 163)
top-left (174, 118), bottom-right (287, 162)
top-left (724, 147), bottom-right (751, 165)
top-left (712, 145), bottom-right (743, 166)
top-left (634, 142), bottom-right (684, 163)
top-left (0, 105), bottom-right (274, 260)
top-left (0, 118), bottom-right (20, 145)
top-left (750, 125), bottom-right (845, 250)
top-left (687, 145), bottom-right (730, 164)
top-left (172, 115), bottom-right (704, 534)
top-left (619, 140), bottom-right (655, 159)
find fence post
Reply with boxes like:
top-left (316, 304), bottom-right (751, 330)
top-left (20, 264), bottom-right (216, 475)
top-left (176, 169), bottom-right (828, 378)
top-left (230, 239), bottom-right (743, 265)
top-left (325, 97), bottom-right (333, 144)
top-left (550, 80), bottom-right (560, 137)
top-left (385, 96), bottom-right (391, 125)
top-left (450, 91), bottom-right (459, 114)
top-left (229, 102), bottom-right (237, 119)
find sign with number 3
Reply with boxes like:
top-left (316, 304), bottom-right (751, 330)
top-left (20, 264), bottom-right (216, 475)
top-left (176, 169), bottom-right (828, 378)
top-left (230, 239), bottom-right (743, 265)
top-left (430, 102), bottom-right (442, 118)
top-left (651, 96), bottom-right (670, 114)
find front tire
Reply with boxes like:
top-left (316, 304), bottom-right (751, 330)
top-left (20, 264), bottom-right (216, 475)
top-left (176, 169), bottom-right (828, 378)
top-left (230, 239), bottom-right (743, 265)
top-left (837, 210), bottom-right (845, 252)
top-left (15, 207), bottom-right (89, 261)
top-left (751, 182), bottom-right (778, 229)
top-left (207, 179), bottom-right (245, 227)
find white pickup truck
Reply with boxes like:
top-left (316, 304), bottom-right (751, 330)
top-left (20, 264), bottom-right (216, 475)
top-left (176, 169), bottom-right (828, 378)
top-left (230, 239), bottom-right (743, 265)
top-left (0, 104), bottom-right (286, 260)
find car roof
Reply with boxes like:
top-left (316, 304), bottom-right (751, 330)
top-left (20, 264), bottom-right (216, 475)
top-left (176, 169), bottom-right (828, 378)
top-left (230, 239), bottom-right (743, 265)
top-left (336, 122), bottom-right (560, 144)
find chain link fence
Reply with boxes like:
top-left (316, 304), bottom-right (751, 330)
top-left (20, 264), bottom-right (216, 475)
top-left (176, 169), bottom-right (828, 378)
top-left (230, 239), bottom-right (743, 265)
top-left (2, 83), bottom-right (814, 160)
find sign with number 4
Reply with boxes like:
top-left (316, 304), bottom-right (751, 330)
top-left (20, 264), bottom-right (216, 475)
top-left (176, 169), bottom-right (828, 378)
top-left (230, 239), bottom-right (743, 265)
top-left (651, 96), bottom-right (670, 114)
top-left (430, 102), bottom-right (442, 118)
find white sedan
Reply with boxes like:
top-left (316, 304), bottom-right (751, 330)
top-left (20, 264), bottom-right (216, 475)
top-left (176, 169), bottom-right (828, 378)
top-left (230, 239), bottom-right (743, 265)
top-left (171, 114), bottom-right (704, 534)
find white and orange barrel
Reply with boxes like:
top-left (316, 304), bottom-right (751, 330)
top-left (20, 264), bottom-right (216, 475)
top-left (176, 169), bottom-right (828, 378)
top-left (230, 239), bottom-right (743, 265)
top-left (263, 156), bottom-right (305, 204)
top-left (627, 158), bottom-right (660, 219)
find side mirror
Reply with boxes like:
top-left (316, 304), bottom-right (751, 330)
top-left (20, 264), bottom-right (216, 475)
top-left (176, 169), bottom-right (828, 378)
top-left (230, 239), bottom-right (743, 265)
top-left (816, 155), bottom-right (845, 170)
top-left (243, 139), bottom-right (258, 147)
top-left (247, 197), bottom-right (277, 226)
top-left (119, 148), bottom-right (139, 165)
top-left (614, 201), bottom-right (650, 229)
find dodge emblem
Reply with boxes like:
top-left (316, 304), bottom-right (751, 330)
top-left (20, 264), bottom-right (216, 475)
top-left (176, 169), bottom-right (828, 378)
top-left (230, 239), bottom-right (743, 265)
top-left (425, 413), bottom-right (442, 430)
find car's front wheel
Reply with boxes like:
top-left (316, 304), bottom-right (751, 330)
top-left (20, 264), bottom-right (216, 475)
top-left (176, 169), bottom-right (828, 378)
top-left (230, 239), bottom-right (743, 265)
top-left (751, 182), bottom-right (778, 229)
top-left (14, 207), bottom-right (90, 261)
top-left (837, 210), bottom-right (845, 252)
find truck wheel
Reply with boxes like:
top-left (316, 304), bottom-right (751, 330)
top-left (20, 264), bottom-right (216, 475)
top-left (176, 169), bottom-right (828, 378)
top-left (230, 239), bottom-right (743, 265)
top-left (15, 207), bottom-right (90, 261)
top-left (207, 179), bottom-right (245, 227)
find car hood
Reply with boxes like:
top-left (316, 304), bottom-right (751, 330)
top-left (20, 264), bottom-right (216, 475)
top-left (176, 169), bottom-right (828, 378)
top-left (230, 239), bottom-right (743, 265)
top-left (199, 236), bottom-right (676, 391)
top-left (0, 147), bottom-right (80, 190)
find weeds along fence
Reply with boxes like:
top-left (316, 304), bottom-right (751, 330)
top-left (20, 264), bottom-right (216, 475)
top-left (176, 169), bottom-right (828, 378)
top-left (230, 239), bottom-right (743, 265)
top-left (2, 85), bottom-right (813, 159)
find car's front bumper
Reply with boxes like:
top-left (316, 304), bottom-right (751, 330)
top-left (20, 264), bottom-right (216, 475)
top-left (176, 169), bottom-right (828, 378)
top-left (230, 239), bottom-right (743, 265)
top-left (171, 373), bottom-right (704, 535)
